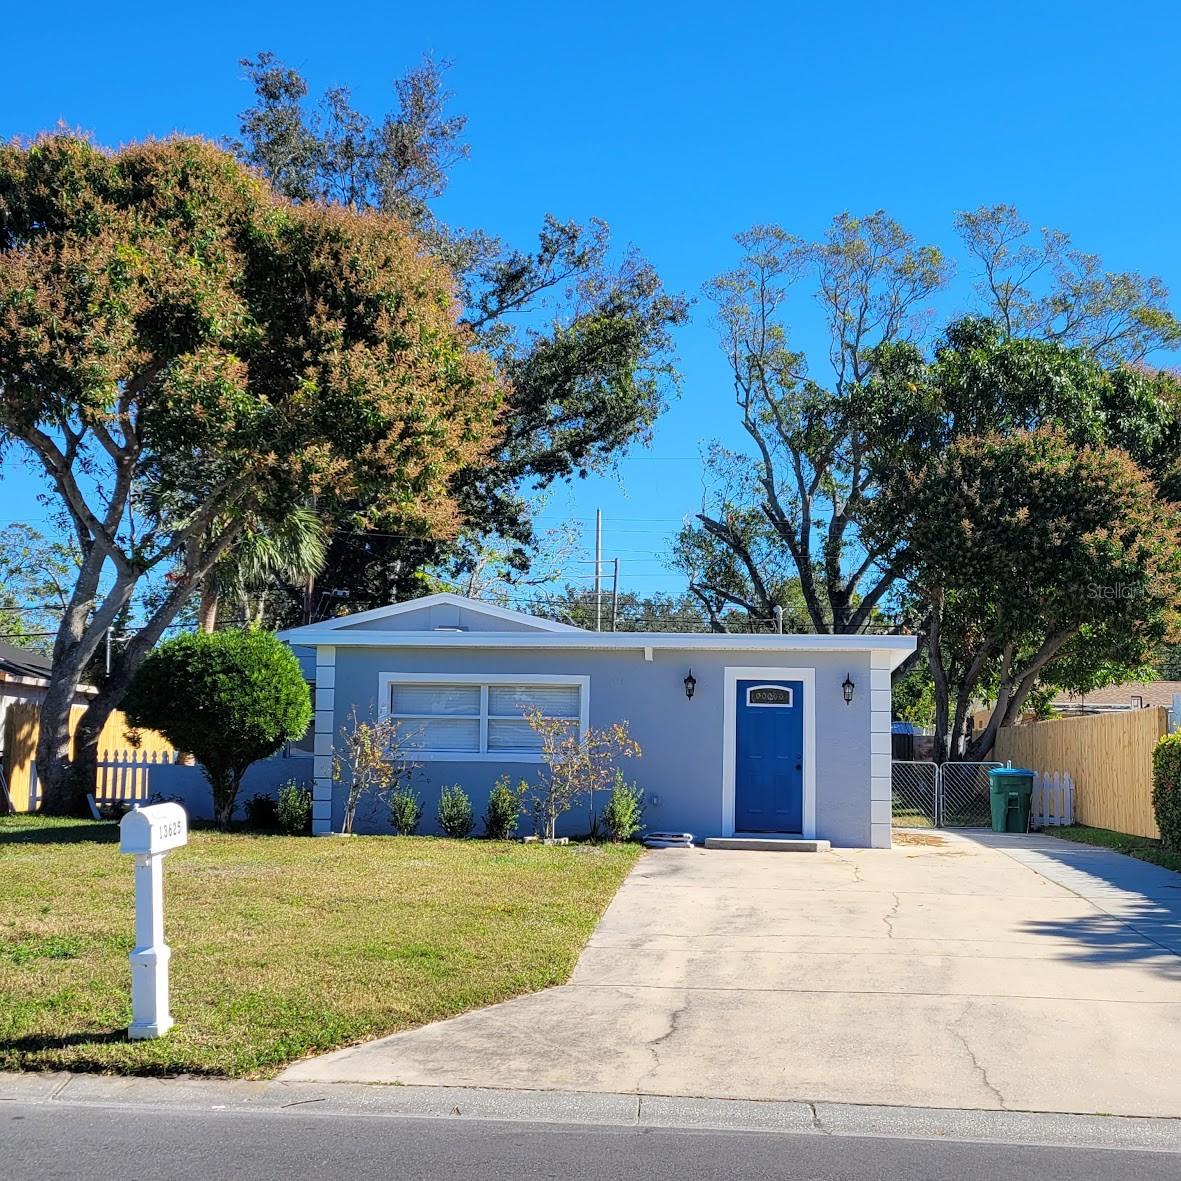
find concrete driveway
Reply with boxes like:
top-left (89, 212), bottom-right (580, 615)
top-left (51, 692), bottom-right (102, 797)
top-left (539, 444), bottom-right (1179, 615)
top-left (282, 831), bottom-right (1181, 1116)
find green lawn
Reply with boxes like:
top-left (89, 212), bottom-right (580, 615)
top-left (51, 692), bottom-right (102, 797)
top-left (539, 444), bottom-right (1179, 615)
top-left (1044, 823), bottom-right (1181, 874)
top-left (0, 816), bottom-right (643, 1077)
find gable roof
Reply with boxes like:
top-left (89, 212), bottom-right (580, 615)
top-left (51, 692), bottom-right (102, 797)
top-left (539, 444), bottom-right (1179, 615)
top-left (277, 592), bottom-right (918, 670)
top-left (281, 591), bottom-right (584, 635)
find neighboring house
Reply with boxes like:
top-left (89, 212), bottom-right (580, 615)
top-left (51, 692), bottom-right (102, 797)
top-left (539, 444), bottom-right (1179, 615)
top-left (278, 592), bottom-right (916, 848)
top-left (0, 640), bottom-right (88, 720)
top-left (1052, 680), bottom-right (1181, 717)
top-left (1, 639), bottom-right (313, 815)
top-left (0, 641), bottom-right (95, 811)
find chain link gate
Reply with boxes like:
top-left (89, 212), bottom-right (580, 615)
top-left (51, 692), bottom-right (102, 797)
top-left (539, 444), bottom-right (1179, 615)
top-left (891, 761), bottom-right (1003, 828)
top-left (891, 761), bottom-right (939, 827)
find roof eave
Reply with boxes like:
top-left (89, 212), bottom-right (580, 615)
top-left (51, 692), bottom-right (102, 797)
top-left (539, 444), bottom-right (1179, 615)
top-left (276, 626), bottom-right (917, 666)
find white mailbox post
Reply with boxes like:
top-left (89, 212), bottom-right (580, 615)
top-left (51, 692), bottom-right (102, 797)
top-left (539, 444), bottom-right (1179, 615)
top-left (119, 803), bottom-right (188, 1040)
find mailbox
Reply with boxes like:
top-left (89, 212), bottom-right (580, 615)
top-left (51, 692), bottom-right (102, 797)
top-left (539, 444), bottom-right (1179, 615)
top-left (119, 802), bottom-right (187, 1039)
top-left (120, 803), bottom-right (188, 856)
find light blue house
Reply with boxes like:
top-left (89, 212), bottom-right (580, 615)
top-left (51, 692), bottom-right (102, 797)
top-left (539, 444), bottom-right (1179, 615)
top-left (278, 593), bottom-right (915, 848)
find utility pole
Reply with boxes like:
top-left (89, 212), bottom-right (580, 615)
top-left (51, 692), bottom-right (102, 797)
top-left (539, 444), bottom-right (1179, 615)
top-left (303, 574), bottom-right (315, 627)
top-left (303, 493), bottom-right (318, 625)
top-left (594, 509), bottom-right (603, 632)
top-left (611, 558), bottom-right (620, 632)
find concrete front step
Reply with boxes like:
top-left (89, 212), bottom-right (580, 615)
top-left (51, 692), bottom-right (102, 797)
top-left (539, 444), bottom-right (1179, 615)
top-left (703, 836), bottom-right (831, 853)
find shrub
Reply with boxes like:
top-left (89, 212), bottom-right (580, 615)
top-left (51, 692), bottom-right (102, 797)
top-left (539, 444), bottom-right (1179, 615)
top-left (388, 786), bottom-right (423, 836)
top-left (277, 780), bottom-right (313, 835)
top-left (1153, 733), bottom-right (1181, 851)
top-left (602, 772), bottom-right (645, 842)
top-left (124, 630), bottom-right (312, 828)
top-left (484, 776), bottom-right (526, 840)
top-left (436, 785), bottom-right (475, 838)
top-left (334, 707), bottom-right (418, 835)
top-left (243, 794), bottom-right (279, 829)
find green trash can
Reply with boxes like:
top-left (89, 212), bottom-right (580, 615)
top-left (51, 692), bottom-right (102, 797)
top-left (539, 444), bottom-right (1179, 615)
top-left (988, 768), bottom-right (1034, 833)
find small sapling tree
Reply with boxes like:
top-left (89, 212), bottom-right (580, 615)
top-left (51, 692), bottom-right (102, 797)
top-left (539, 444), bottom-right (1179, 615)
top-left (333, 706), bottom-right (417, 835)
top-left (525, 710), bottom-right (640, 842)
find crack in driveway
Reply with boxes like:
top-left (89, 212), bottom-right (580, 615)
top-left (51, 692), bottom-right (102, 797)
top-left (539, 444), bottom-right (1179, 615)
top-left (950, 1010), bottom-right (1007, 1109)
top-left (831, 850), bottom-right (865, 885)
top-left (638, 993), bottom-right (692, 1091)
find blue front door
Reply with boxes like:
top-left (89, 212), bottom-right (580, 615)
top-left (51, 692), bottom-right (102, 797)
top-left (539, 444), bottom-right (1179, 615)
top-left (734, 679), bottom-right (804, 833)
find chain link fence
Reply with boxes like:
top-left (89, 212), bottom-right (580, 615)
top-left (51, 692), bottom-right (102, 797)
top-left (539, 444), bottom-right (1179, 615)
top-left (891, 760), bottom-right (1003, 828)
top-left (891, 761), bottom-right (938, 827)
top-left (940, 761), bottom-right (1002, 827)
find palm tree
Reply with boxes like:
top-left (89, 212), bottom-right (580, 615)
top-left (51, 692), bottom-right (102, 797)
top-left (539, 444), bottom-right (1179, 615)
top-left (199, 505), bottom-right (328, 632)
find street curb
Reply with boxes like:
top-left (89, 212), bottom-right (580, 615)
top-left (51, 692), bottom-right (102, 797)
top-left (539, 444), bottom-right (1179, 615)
top-left (2, 1072), bottom-right (1180, 1152)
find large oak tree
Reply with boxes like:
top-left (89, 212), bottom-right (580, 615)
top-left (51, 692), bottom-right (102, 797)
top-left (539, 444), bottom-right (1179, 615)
top-left (235, 53), bottom-right (687, 621)
top-left (886, 429), bottom-right (1181, 761)
top-left (674, 208), bottom-right (1181, 634)
top-left (0, 134), bottom-right (500, 812)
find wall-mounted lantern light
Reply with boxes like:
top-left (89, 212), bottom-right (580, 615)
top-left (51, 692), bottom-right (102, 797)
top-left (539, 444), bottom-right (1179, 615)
top-left (684, 670), bottom-right (697, 701)
top-left (842, 674), bottom-right (855, 705)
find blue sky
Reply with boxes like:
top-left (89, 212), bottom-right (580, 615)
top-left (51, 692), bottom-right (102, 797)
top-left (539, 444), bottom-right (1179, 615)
top-left (3, 1), bottom-right (1180, 603)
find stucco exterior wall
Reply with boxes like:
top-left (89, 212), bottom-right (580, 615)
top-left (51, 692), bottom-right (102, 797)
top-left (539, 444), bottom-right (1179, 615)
top-left (327, 644), bottom-right (876, 846)
top-left (120, 756), bottom-right (313, 822)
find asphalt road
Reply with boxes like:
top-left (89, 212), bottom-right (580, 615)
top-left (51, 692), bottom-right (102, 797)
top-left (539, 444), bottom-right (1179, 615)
top-left (5, 1103), bottom-right (1180, 1181)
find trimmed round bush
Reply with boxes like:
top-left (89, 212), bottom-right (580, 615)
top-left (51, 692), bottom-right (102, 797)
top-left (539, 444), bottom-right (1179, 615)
top-left (388, 786), bottom-right (423, 836)
top-left (484, 776), bottom-right (524, 840)
top-left (124, 629), bottom-right (312, 828)
top-left (437, 785), bottom-right (475, 838)
top-left (602, 772), bottom-right (645, 842)
top-left (1153, 733), bottom-right (1181, 851)
top-left (277, 780), bottom-right (313, 835)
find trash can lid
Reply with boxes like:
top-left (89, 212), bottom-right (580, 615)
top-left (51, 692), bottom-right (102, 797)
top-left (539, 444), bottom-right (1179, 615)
top-left (990, 767), bottom-right (1034, 777)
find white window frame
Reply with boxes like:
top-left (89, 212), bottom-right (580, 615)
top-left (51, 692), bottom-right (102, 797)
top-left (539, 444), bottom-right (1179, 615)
top-left (377, 672), bottom-right (590, 762)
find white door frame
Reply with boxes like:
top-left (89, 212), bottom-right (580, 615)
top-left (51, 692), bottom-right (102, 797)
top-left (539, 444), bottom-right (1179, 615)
top-left (722, 666), bottom-right (816, 838)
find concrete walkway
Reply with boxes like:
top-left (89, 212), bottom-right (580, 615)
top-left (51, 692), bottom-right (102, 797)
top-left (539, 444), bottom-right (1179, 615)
top-left (282, 831), bottom-right (1181, 1116)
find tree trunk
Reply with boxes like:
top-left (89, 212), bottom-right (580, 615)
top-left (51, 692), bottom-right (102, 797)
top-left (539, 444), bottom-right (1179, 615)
top-left (964, 643), bottom-right (1017, 764)
top-left (34, 656), bottom-right (89, 816)
top-left (35, 594), bottom-right (120, 815)
top-left (198, 577), bottom-right (220, 633)
top-left (34, 560), bottom-right (140, 814)
top-left (212, 768), bottom-right (242, 830)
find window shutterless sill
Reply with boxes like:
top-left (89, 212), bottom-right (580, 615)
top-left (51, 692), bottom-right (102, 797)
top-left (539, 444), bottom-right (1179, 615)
top-left (399, 751), bottom-right (546, 763)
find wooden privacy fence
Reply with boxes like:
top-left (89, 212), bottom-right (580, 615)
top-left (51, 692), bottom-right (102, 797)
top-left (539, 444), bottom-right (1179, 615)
top-left (993, 707), bottom-right (1167, 839)
top-left (2, 700), bottom-right (177, 812)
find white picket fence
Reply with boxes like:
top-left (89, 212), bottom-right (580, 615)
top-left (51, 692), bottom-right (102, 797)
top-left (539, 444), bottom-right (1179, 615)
top-left (1030, 770), bottom-right (1075, 828)
top-left (28, 748), bottom-right (181, 810)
